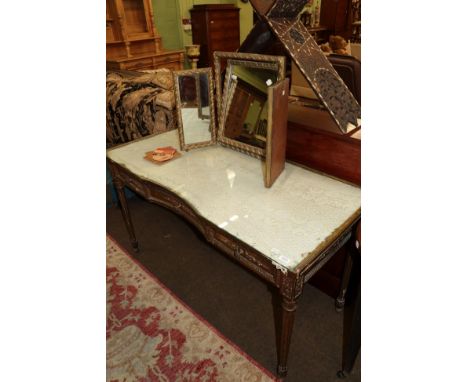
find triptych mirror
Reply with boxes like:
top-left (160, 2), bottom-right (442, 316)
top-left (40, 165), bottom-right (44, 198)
top-left (173, 52), bottom-right (289, 187)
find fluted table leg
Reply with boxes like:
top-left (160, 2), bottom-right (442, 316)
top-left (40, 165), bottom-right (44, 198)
top-left (277, 296), bottom-right (298, 377)
top-left (335, 245), bottom-right (354, 312)
top-left (114, 178), bottom-right (139, 252)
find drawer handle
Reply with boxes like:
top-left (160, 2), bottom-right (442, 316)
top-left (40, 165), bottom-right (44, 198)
top-left (210, 20), bottom-right (214, 24)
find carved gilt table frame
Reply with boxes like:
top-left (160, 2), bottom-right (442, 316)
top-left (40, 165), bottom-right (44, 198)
top-left (107, 154), bottom-right (360, 378)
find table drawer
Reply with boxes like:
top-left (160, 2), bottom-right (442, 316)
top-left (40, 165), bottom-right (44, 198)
top-left (211, 41), bottom-right (239, 53)
top-left (208, 18), bottom-right (239, 32)
top-left (210, 32), bottom-right (240, 44)
top-left (208, 11), bottom-right (239, 23)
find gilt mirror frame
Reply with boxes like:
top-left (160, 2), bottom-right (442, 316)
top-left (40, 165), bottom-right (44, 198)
top-left (173, 67), bottom-right (217, 151)
top-left (213, 51), bottom-right (286, 159)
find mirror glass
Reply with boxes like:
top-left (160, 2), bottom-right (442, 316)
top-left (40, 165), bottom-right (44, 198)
top-left (174, 68), bottom-right (215, 150)
top-left (223, 62), bottom-right (279, 150)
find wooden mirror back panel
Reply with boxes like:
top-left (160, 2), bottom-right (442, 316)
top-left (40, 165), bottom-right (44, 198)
top-left (265, 78), bottom-right (289, 188)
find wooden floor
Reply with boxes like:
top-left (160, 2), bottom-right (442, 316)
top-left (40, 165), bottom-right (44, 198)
top-left (107, 195), bottom-right (361, 382)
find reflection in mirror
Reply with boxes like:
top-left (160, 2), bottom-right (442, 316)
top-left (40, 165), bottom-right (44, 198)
top-left (223, 61), bottom-right (277, 122)
top-left (174, 68), bottom-right (215, 151)
top-left (224, 63), bottom-right (278, 150)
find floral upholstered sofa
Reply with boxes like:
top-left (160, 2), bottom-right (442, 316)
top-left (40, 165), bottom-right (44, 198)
top-left (106, 69), bottom-right (178, 147)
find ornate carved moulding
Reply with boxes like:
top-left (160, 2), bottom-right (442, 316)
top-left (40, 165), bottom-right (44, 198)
top-left (246, 0), bottom-right (361, 134)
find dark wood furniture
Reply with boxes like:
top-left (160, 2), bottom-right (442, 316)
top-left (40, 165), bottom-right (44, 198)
top-left (286, 52), bottom-right (361, 192)
top-left (287, 105), bottom-right (361, 186)
top-left (306, 26), bottom-right (332, 44)
top-left (266, 78), bottom-right (290, 188)
top-left (350, 0), bottom-right (361, 43)
top-left (338, 221), bottom-right (361, 378)
top-left (320, 0), bottom-right (356, 40)
top-left (287, 52), bottom-right (361, 188)
top-left (190, 4), bottom-right (240, 68)
top-left (106, 0), bottom-right (184, 71)
top-left (107, 131), bottom-right (361, 378)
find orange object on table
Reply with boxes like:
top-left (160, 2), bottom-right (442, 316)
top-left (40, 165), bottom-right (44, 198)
top-left (144, 146), bottom-right (181, 165)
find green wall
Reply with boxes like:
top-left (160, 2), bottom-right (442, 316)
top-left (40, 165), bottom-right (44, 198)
top-left (153, 0), bottom-right (322, 53)
top-left (152, 0), bottom-right (184, 50)
top-left (236, 0), bottom-right (253, 44)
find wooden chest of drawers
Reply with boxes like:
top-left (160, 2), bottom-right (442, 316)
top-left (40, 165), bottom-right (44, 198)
top-left (190, 4), bottom-right (240, 68)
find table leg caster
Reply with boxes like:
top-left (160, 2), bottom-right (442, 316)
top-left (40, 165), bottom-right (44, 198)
top-left (337, 370), bottom-right (348, 379)
top-left (131, 241), bottom-right (140, 253)
top-left (277, 365), bottom-right (288, 378)
top-left (335, 296), bottom-right (345, 312)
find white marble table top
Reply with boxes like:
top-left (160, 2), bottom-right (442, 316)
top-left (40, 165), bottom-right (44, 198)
top-left (107, 130), bottom-right (361, 272)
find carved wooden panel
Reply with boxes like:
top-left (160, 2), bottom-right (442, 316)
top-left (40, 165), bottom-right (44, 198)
top-left (245, 0), bottom-right (361, 134)
top-left (267, 0), bottom-right (309, 18)
top-left (267, 17), bottom-right (360, 133)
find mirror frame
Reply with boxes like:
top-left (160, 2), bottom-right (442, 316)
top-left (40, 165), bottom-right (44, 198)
top-left (173, 68), bottom-right (217, 151)
top-left (213, 51), bottom-right (285, 159)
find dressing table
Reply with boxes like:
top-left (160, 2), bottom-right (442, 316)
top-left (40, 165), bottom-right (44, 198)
top-left (107, 129), bottom-right (361, 377)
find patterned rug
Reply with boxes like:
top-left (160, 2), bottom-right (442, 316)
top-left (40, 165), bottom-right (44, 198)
top-left (107, 236), bottom-right (277, 382)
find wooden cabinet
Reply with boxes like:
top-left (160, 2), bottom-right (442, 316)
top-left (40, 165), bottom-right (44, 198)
top-left (106, 0), bottom-right (184, 71)
top-left (190, 4), bottom-right (240, 68)
top-left (320, 0), bottom-right (355, 40)
top-left (106, 50), bottom-right (184, 72)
